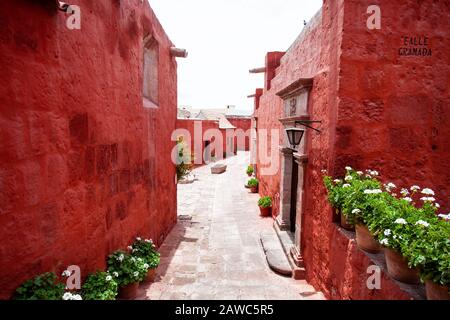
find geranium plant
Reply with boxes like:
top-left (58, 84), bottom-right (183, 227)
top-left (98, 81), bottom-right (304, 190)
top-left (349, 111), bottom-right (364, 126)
top-left (14, 272), bottom-right (65, 300)
top-left (246, 165), bottom-right (254, 176)
top-left (81, 271), bottom-right (118, 300)
top-left (247, 178), bottom-right (258, 188)
top-left (107, 250), bottom-right (148, 286)
top-left (129, 237), bottom-right (160, 270)
top-left (258, 196), bottom-right (272, 208)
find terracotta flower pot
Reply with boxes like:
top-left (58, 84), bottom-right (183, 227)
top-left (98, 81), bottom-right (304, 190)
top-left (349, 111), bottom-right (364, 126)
top-left (355, 224), bottom-right (381, 253)
top-left (118, 282), bottom-right (139, 300)
top-left (340, 213), bottom-right (354, 231)
top-left (143, 268), bottom-right (157, 283)
top-left (259, 206), bottom-right (271, 217)
top-left (250, 186), bottom-right (258, 193)
top-left (384, 248), bottom-right (420, 284)
top-left (247, 172), bottom-right (252, 177)
top-left (425, 280), bottom-right (450, 300)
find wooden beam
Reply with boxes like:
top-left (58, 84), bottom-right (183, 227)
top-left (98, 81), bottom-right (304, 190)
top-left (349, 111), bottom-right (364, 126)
top-left (249, 67), bottom-right (266, 74)
top-left (170, 47), bottom-right (188, 58)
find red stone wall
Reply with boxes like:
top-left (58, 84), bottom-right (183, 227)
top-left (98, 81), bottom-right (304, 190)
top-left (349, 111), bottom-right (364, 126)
top-left (227, 117), bottom-right (251, 151)
top-left (175, 118), bottom-right (251, 165)
top-left (255, 0), bottom-right (449, 299)
top-left (0, 0), bottom-right (177, 299)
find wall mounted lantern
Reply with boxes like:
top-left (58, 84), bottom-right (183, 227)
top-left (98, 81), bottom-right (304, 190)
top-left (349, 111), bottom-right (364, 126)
top-left (286, 128), bottom-right (305, 149)
top-left (285, 120), bottom-right (321, 149)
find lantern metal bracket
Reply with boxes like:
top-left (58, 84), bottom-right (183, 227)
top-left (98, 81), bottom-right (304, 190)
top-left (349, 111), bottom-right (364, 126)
top-left (294, 120), bottom-right (322, 133)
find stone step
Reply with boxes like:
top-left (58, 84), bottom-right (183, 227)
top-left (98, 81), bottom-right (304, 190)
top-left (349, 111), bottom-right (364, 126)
top-left (259, 231), bottom-right (293, 277)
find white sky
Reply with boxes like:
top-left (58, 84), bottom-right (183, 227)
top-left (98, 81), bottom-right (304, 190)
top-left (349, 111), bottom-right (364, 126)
top-left (149, 0), bottom-right (323, 113)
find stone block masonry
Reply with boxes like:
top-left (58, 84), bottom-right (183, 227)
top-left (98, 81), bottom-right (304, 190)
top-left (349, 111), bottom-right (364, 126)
top-left (0, 0), bottom-right (177, 299)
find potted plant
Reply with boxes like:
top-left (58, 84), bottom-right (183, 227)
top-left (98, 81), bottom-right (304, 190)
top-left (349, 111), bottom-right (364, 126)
top-left (130, 237), bottom-right (160, 283)
top-left (247, 178), bottom-right (259, 193)
top-left (246, 165), bottom-right (254, 177)
top-left (258, 196), bottom-right (272, 217)
top-left (14, 272), bottom-right (65, 300)
top-left (107, 250), bottom-right (147, 299)
top-left (81, 271), bottom-right (118, 300)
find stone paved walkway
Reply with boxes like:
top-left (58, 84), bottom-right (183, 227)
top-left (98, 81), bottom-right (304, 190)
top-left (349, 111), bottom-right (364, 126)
top-left (140, 152), bottom-right (324, 300)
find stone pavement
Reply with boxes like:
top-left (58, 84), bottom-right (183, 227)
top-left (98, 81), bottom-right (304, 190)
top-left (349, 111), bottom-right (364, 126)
top-left (139, 152), bottom-right (324, 300)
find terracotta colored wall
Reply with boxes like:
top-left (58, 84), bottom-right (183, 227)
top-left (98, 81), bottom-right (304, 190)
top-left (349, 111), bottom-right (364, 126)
top-left (227, 117), bottom-right (251, 151)
top-left (255, 0), bottom-right (449, 299)
top-left (175, 119), bottom-right (229, 164)
top-left (0, 0), bottom-right (177, 299)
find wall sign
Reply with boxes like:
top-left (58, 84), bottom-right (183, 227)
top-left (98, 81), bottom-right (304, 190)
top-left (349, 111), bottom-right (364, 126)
top-left (398, 36), bottom-right (431, 56)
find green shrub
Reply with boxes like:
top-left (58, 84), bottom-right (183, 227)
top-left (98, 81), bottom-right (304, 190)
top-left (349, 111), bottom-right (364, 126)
top-left (130, 237), bottom-right (160, 269)
top-left (246, 165), bottom-right (254, 175)
top-left (176, 138), bottom-right (193, 181)
top-left (258, 196), bottom-right (272, 208)
top-left (81, 271), bottom-right (118, 300)
top-left (14, 272), bottom-right (65, 300)
top-left (107, 250), bottom-right (148, 286)
top-left (247, 178), bottom-right (259, 187)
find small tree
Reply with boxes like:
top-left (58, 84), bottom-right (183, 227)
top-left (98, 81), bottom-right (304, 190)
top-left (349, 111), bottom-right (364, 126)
top-left (176, 137), bottom-right (193, 181)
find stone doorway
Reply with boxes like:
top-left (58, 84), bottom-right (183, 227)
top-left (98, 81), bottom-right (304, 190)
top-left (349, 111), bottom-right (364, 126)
top-left (289, 155), bottom-right (298, 233)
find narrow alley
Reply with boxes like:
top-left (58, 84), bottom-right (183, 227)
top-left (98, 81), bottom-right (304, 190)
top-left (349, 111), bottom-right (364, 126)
top-left (141, 152), bottom-right (324, 300)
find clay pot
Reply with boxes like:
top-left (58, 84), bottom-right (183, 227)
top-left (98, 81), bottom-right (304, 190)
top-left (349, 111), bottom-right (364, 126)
top-left (355, 224), bottom-right (381, 253)
top-left (144, 268), bottom-right (156, 283)
top-left (247, 172), bottom-right (252, 177)
top-left (259, 206), bottom-right (271, 217)
top-left (384, 248), bottom-right (420, 284)
top-left (425, 280), bottom-right (450, 300)
top-left (340, 213), bottom-right (355, 231)
top-left (250, 186), bottom-right (258, 193)
top-left (118, 282), bottom-right (139, 300)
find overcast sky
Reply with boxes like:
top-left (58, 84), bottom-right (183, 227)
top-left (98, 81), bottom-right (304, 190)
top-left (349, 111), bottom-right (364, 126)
top-left (149, 0), bottom-right (323, 113)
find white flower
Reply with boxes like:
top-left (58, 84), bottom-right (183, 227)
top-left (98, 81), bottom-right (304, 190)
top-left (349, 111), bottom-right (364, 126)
top-left (127, 246), bottom-right (133, 250)
top-left (133, 271), bottom-right (139, 277)
top-left (62, 292), bottom-right (82, 300)
top-left (343, 184), bottom-right (351, 188)
top-left (438, 214), bottom-right (450, 221)
top-left (113, 272), bottom-right (119, 277)
top-left (421, 188), bottom-right (435, 196)
top-left (410, 185), bottom-right (420, 192)
top-left (356, 171), bottom-right (363, 176)
top-left (394, 218), bottom-right (407, 225)
top-left (117, 254), bottom-right (124, 262)
top-left (370, 170), bottom-right (379, 176)
top-left (386, 182), bottom-right (396, 189)
top-left (105, 275), bottom-right (112, 281)
top-left (393, 235), bottom-right (398, 239)
top-left (379, 238), bottom-right (389, 246)
top-left (145, 239), bottom-right (153, 243)
top-left (384, 229), bottom-right (391, 236)
top-left (345, 166), bottom-right (352, 171)
top-left (321, 169), bottom-right (327, 174)
top-left (364, 189), bottom-right (382, 194)
top-left (415, 220), bottom-right (430, 227)
top-left (345, 176), bottom-right (353, 181)
top-left (435, 203), bottom-right (440, 208)
top-left (420, 197), bottom-right (435, 202)
top-left (352, 209), bottom-right (361, 214)
top-left (136, 237), bottom-right (142, 241)
top-left (402, 197), bottom-right (412, 202)
top-left (143, 263), bottom-right (149, 269)
top-left (62, 270), bottom-right (71, 277)
top-left (400, 188), bottom-right (409, 196)
top-left (333, 179), bottom-right (342, 183)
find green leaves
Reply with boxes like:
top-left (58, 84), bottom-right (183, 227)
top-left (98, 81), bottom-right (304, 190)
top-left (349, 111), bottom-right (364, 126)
top-left (14, 272), bottom-right (65, 300)
top-left (246, 165), bottom-right (254, 175)
top-left (107, 250), bottom-right (148, 286)
top-left (258, 196), bottom-right (272, 208)
top-left (247, 178), bottom-right (259, 187)
top-left (81, 271), bottom-right (118, 300)
top-left (323, 167), bottom-right (450, 290)
top-left (130, 238), bottom-right (161, 269)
